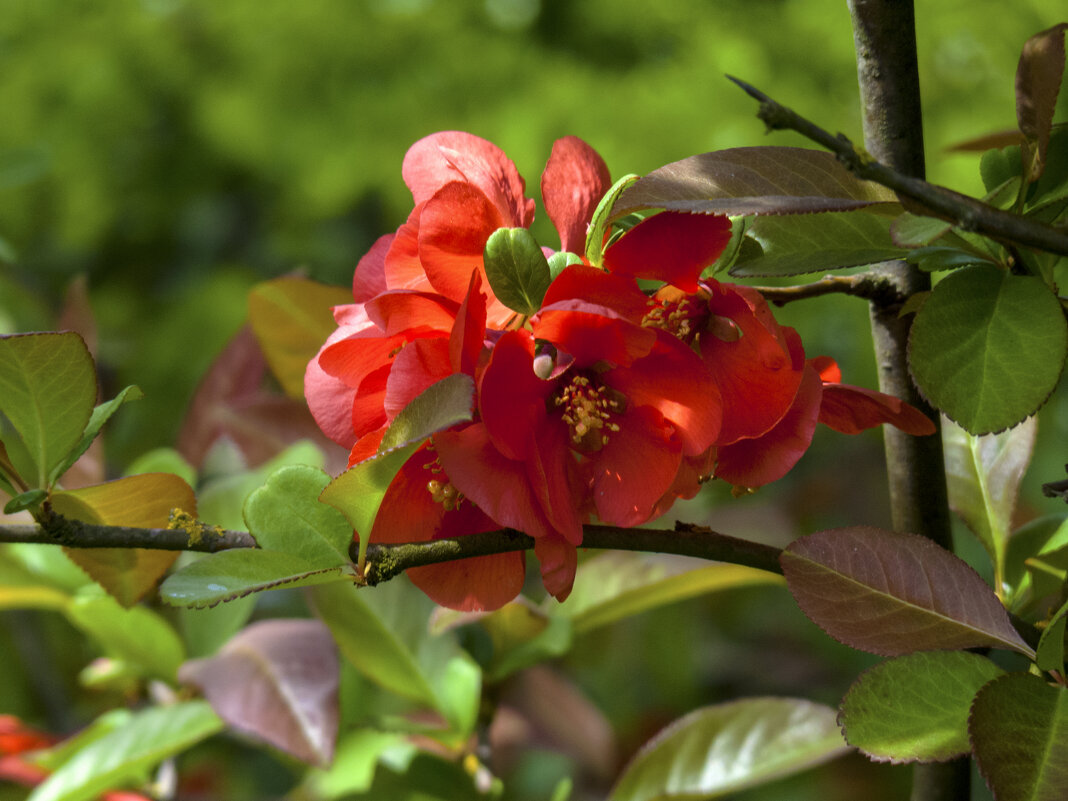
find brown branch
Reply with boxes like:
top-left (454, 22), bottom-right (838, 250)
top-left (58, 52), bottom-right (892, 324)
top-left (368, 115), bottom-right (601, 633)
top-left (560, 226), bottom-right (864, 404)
top-left (750, 274), bottom-right (904, 306)
top-left (0, 518), bottom-right (258, 552)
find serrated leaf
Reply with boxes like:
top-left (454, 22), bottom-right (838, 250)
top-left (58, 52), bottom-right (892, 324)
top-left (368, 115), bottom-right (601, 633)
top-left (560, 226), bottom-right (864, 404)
top-left (379, 373), bottom-right (475, 453)
top-left (558, 552), bottom-right (782, 634)
top-left (159, 548), bottom-right (349, 608)
top-left (970, 673), bottom-right (1068, 801)
top-left (728, 210), bottom-right (907, 277)
top-left (27, 701), bottom-right (223, 801)
top-left (840, 651), bottom-right (1005, 763)
top-left (1036, 597), bottom-right (1068, 674)
top-left (781, 526), bottom-right (1034, 658)
top-left (248, 277), bottom-right (351, 399)
top-left (1016, 24), bottom-right (1068, 183)
top-left (243, 464), bottom-right (353, 566)
top-left (609, 698), bottom-right (849, 800)
top-left (614, 147), bottom-right (897, 219)
top-left (483, 228), bottom-right (552, 315)
top-left (0, 332), bottom-right (96, 487)
top-left (943, 415), bottom-right (1036, 584)
top-left (586, 174), bottom-right (639, 267)
top-left (49, 385), bottom-right (143, 485)
top-left (908, 266), bottom-right (1067, 434)
top-left (179, 619), bottom-right (338, 765)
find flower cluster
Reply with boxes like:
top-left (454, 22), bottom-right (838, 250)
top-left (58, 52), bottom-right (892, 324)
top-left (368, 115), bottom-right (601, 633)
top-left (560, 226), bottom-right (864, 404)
top-left (306, 132), bottom-right (935, 611)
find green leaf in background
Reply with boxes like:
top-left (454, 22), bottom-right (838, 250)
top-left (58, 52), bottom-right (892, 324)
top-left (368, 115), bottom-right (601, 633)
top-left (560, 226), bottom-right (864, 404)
top-left (300, 730), bottom-right (415, 800)
top-left (243, 464), bottom-right (353, 566)
top-left (728, 210), bottom-right (907, 277)
top-left (1005, 516), bottom-right (1068, 612)
top-left (1035, 597), bottom-right (1068, 674)
top-left (557, 551), bottom-right (783, 634)
top-left (839, 651), bottom-right (1005, 763)
top-left (0, 331), bottom-right (96, 487)
top-left (160, 548), bottom-right (349, 608)
top-left (248, 276), bottom-right (351, 399)
top-left (48, 384), bottom-right (143, 485)
top-left (905, 246), bottom-right (998, 273)
top-left (942, 414), bottom-right (1036, 590)
top-left (123, 446), bottom-right (197, 487)
top-left (27, 701), bottom-right (223, 801)
top-left (908, 265), bottom-right (1068, 434)
top-left (609, 698), bottom-right (850, 801)
top-left (586, 173), bottom-right (639, 267)
top-left (483, 227), bottom-right (553, 316)
top-left (970, 673), bottom-right (1068, 801)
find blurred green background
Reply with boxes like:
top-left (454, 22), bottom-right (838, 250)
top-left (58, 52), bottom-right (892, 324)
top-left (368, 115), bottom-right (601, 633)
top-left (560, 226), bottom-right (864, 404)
top-left (1, 3), bottom-right (1065, 799)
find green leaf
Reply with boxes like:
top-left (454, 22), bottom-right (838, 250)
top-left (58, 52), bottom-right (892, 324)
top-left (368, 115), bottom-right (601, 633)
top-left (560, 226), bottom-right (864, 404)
top-left (943, 415), bottom-right (1036, 586)
top-left (729, 211), bottom-right (908, 277)
top-left (1006, 516), bottom-right (1068, 611)
top-left (906, 246), bottom-right (998, 272)
top-left (970, 673), bottom-right (1068, 801)
top-left (300, 730), bottom-right (414, 799)
top-left (243, 464), bottom-right (353, 566)
top-left (908, 266), bottom-right (1068, 434)
top-left (378, 373), bottom-right (475, 453)
top-left (483, 227), bottom-right (552, 315)
top-left (558, 552), bottom-right (782, 634)
top-left (1036, 597), bottom-right (1068, 674)
top-left (609, 698), bottom-right (850, 800)
top-left (4, 487), bottom-right (47, 514)
top-left (27, 701), bottom-right (223, 801)
top-left (49, 385), bottom-right (143, 485)
top-left (586, 173), bottom-right (639, 267)
top-left (839, 651), bottom-right (1005, 763)
top-left (0, 331), bottom-right (96, 486)
top-left (891, 212), bottom-right (956, 247)
top-left (547, 250), bottom-right (585, 281)
top-left (65, 590), bottom-right (186, 682)
top-left (159, 548), bottom-right (349, 608)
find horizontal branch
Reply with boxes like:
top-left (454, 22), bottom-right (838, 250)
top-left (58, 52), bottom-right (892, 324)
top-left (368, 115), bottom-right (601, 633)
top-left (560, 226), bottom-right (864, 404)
top-left (751, 274), bottom-right (904, 306)
top-left (0, 518), bottom-right (257, 552)
top-left (728, 75), bottom-right (1068, 258)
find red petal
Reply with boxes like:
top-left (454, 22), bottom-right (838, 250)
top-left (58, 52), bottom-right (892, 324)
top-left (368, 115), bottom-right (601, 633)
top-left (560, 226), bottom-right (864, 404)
top-left (534, 302), bottom-right (656, 367)
top-left (810, 354), bottom-right (841, 383)
top-left (819, 383), bottom-right (936, 436)
top-left (306, 317), bottom-right (379, 448)
top-left (351, 363), bottom-right (391, 439)
top-left (318, 331), bottom-right (405, 390)
top-left (715, 365), bottom-right (822, 487)
top-left (541, 136), bottom-right (612, 254)
top-left (534, 536), bottom-right (578, 602)
top-left (384, 212), bottom-right (433, 292)
top-left (524, 423), bottom-right (586, 544)
top-left (383, 338), bottom-right (453, 419)
top-left (603, 212), bottom-right (732, 292)
top-left (347, 427), bottom-right (386, 466)
top-left (352, 234), bottom-right (393, 302)
top-left (402, 131), bottom-right (535, 226)
top-left (541, 264), bottom-right (651, 322)
top-left (450, 272), bottom-right (488, 375)
top-left (479, 330), bottom-right (552, 461)
top-left (364, 290), bottom-right (459, 336)
top-left (408, 553), bottom-right (525, 612)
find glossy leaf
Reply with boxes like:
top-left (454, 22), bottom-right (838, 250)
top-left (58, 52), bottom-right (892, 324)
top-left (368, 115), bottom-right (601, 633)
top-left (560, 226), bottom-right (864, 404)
top-left (483, 227), bottom-right (552, 315)
top-left (558, 551), bottom-right (782, 634)
top-left (728, 211), bottom-right (907, 277)
top-left (971, 673), bottom-right (1068, 801)
top-left (614, 147), bottom-right (897, 218)
top-left (943, 415), bottom-right (1036, 579)
top-left (1016, 23), bottom-right (1068, 183)
top-left (586, 173), bottom-right (639, 267)
top-left (840, 651), bottom-right (1005, 763)
top-left (908, 266), bottom-right (1067, 434)
top-left (547, 250), bottom-right (585, 280)
top-left (27, 701), bottom-right (223, 801)
top-left (243, 464), bottom-right (352, 566)
top-left (0, 331), bottom-right (96, 487)
top-left (609, 698), bottom-right (849, 800)
top-left (179, 619), bottom-right (339, 765)
top-left (781, 527), bottom-right (1034, 657)
top-left (248, 277), bottom-right (351, 399)
top-left (48, 385), bottom-right (144, 485)
top-left (160, 548), bottom-right (349, 608)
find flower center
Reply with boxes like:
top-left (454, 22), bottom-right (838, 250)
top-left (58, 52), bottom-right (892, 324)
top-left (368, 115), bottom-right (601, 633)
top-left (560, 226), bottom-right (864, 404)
top-left (423, 448), bottom-right (465, 511)
top-left (642, 297), bottom-right (702, 343)
top-left (553, 373), bottom-right (625, 453)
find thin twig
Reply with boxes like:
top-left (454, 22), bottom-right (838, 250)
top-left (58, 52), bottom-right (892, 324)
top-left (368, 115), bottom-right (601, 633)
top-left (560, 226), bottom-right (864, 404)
top-left (750, 274), bottom-right (904, 306)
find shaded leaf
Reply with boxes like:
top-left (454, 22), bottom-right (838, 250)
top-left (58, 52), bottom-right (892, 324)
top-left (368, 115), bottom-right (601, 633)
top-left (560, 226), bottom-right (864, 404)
top-left (0, 332), bottom-right (96, 487)
top-left (27, 701), bottom-right (222, 801)
top-left (943, 415), bottom-right (1036, 579)
top-left (248, 277), bottom-right (351, 399)
top-left (49, 385), bottom-right (144, 486)
top-left (908, 266), bottom-right (1067, 434)
top-left (614, 147), bottom-right (897, 218)
top-left (558, 551), bottom-right (782, 634)
top-left (1035, 597), bottom-right (1068, 674)
top-left (483, 228), bottom-right (552, 315)
top-left (179, 619), bottom-right (339, 766)
top-left (334, 751), bottom-right (482, 801)
top-left (4, 488), bottom-right (47, 515)
top-left (781, 527), bottom-right (1034, 657)
top-left (1006, 516), bottom-right (1068, 612)
top-left (586, 174), bottom-right (639, 267)
top-left (971, 673), bottom-right (1068, 801)
top-left (728, 210), bottom-right (907, 277)
top-left (1016, 24), bottom-right (1068, 183)
top-left (840, 651), bottom-right (1005, 763)
top-left (378, 372), bottom-right (475, 453)
top-left (906, 246), bottom-right (998, 273)
top-left (159, 548), bottom-right (349, 608)
top-left (609, 698), bottom-right (849, 800)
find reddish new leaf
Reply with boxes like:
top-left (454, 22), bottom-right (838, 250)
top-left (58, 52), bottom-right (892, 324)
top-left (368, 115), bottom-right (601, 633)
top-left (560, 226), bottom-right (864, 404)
top-left (178, 619), bottom-right (339, 766)
top-left (781, 527), bottom-right (1034, 657)
top-left (613, 147), bottom-right (897, 218)
top-left (1016, 23), bottom-right (1068, 182)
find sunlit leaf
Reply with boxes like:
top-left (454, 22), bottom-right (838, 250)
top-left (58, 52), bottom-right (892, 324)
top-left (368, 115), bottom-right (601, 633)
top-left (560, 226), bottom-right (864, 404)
top-left (614, 147), bottom-right (897, 218)
top-left (48, 385), bottom-right (144, 486)
top-left (971, 673), bottom-right (1068, 801)
top-left (781, 527), bottom-right (1034, 657)
top-left (609, 698), bottom-right (849, 800)
top-left (248, 277), bottom-right (351, 399)
top-left (559, 551), bottom-right (782, 634)
top-left (1016, 23), bottom-right (1068, 183)
top-left (0, 332), bottom-right (96, 487)
top-left (908, 266), bottom-right (1067, 434)
top-left (179, 619), bottom-right (339, 765)
top-left (587, 174), bottom-right (639, 267)
top-left (27, 701), bottom-right (223, 801)
top-left (840, 651), bottom-right (1004, 763)
top-left (483, 227), bottom-right (552, 315)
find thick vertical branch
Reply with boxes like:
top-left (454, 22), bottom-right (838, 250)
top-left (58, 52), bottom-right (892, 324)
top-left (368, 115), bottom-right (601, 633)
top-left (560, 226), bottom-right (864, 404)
top-left (848, 3), bottom-right (966, 801)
